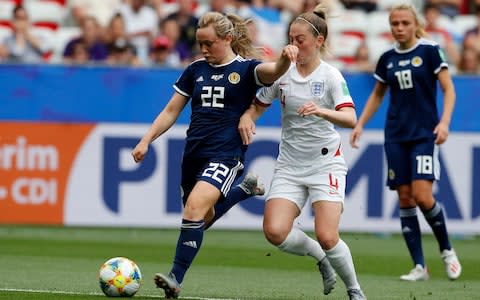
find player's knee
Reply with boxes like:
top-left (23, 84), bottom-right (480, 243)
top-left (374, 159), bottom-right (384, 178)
top-left (399, 193), bottom-right (416, 207)
top-left (183, 203), bottom-right (208, 221)
top-left (316, 232), bottom-right (339, 250)
top-left (263, 224), bottom-right (289, 246)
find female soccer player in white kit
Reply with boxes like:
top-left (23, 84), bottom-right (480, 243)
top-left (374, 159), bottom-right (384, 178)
top-left (239, 5), bottom-right (366, 300)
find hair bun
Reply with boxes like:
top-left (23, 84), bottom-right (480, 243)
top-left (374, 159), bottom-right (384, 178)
top-left (313, 11), bottom-right (326, 20)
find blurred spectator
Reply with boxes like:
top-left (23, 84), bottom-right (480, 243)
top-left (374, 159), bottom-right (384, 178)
top-left (209, 0), bottom-right (231, 13)
top-left (426, 0), bottom-right (463, 18)
top-left (166, 0), bottom-right (199, 58)
top-left (117, 0), bottom-right (158, 64)
top-left (302, 0), bottom-right (344, 14)
top-left (159, 15), bottom-right (192, 63)
top-left (340, 0), bottom-right (377, 13)
top-left (106, 37), bottom-right (141, 66)
top-left (148, 35), bottom-right (182, 67)
top-left (246, 3), bottom-right (288, 55)
top-left (230, 0), bottom-right (258, 19)
top-left (463, 4), bottom-right (480, 51)
top-left (347, 42), bottom-right (375, 73)
top-left (69, 41), bottom-right (90, 64)
top-left (104, 13), bottom-right (136, 53)
top-left (67, 0), bottom-right (121, 27)
top-left (267, 0), bottom-right (304, 16)
top-left (424, 3), bottom-right (460, 65)
top-left (0, 44), bottom-right (8, 61)
top-left (2, 5), bottom-right (50, 63)
top-left (246, 19), bottom-right (275, 61)
top-left (63, 16), bottom-right (108, 63)
top-left (456, 46), bottom-right (480, 74)
top-left (463, 32), bottom-right (480, 52)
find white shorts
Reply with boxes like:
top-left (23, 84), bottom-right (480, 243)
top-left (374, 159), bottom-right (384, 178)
top-left (266, 163), bottom-right (347, 210)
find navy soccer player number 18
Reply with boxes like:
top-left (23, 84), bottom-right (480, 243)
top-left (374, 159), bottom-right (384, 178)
top-left (350, 4), bottom-right (461, 282)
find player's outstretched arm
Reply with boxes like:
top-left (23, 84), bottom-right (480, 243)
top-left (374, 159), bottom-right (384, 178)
top-left (297, 102), bottom-right (357, 128)
top-left (256, 44), bottom-right (298, 85)
top-left (239, 103), bottom-right (268, 145)
top-left (434, 68), bottom-right (455, 145)
top-left (132, 92), bottom-right (188, 163)
top-left (350, 81), bottom-right (388, 149)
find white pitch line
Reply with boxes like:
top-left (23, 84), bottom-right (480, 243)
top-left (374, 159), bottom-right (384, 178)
top-left (0, 288), bottom-right (241, 300)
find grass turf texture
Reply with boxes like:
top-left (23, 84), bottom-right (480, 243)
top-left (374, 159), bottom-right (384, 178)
top-left (0, 226), bottom-right (478, 300)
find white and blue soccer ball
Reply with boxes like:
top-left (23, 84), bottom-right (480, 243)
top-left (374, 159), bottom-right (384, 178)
top-left (98, 257), bottom-right (143, 297)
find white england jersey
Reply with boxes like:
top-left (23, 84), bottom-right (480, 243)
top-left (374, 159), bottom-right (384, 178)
top-left (255, 61), bottom-right (354, 168)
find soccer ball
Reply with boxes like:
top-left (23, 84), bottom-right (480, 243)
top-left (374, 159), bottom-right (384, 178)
top-left (98, 257), bottom-right (142, 297)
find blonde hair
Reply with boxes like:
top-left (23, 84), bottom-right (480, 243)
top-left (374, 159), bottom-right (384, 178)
top-left (390, 4), bottom-right (426, 38)
top-left (197, 12), bottom-right (256, 58)
top-left (292, 4), bottom-right (329, 53)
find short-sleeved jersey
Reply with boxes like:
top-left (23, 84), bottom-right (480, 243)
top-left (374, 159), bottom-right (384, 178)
top-left (255, 61), bottom-right (355, 167)
top-left (375, 38), bottom-right (448, 142)
top-left (174, 55), bottom-right (263, 160)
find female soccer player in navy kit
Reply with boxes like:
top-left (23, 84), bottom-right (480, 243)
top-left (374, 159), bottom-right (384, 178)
top-left (239, 5), bottom-right (366, 300)
top-left (350, 4), bottom-right (461, 282)
top-left (132, 12), bottom-right (298, 298)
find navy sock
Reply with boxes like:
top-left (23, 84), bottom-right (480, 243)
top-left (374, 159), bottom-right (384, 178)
top-left (206, 186), bottom-right (249, 229)
top-left (422, 202), bottom-right (451, 252)
top-left (170, 219), bottom-right (205, 284)
top-left (400, 207), bottom-right (425, 267)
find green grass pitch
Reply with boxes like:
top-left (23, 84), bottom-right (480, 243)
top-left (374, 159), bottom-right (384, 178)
top-left (0, 226), bottom-right (478, 300)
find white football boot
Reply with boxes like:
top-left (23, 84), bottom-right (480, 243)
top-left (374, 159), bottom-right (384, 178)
top-left (154, 272), bottom-right (181, 299)
top-left (400, 264), bottom-right (429, 281)
top-left (441, 248), bottom-right (462, 280)
top-left (347, 288), bottom-right (367, 300)
top-left (239, 173), bottom-right (265, 196)
top-left (317, 257), bottom-right (336, 295)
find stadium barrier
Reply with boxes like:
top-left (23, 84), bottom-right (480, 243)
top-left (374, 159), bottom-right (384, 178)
top-left (1, 64), bottom-right (479, 233)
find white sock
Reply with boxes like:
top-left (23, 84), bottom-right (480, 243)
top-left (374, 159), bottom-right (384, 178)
top-left (325, 239), bottom-right (360, 290)
top-left (278, 227), bottom-right (326, 262)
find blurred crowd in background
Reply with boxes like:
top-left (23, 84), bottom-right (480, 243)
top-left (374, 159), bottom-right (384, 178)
top-left (0, 0), bottom-right (479, 74)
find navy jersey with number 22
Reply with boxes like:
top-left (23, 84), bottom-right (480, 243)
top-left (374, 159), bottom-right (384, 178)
top-left (174, 55), bottom-right (263, 160)
top-left (374, 38), bottom-right (448, 142)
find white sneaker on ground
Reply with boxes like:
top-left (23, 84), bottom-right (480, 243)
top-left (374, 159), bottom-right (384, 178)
top-left (239, 173), bottom-right (265, 196)
top-left (441, 248), bottom-right (462, 280)
top-left (317, 258), bottom-right (336, 295)
top-left (347, 288), bottom-right (367, 300)
top-left (400, 264), bottom-right (429, 281)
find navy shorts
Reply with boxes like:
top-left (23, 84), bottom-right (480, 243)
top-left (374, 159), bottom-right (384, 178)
top-left (384, 137), bottom-right (440, 190)
top-left (180, 157), bottom-right (244, 205)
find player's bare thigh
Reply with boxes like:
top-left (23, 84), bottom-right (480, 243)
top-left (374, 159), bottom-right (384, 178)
top-left (312, 201), bottom-right (342, 250)
top-left (263, 198), bottom-right (300, 245)
top-left (183, 181), bottom-right (221, 221)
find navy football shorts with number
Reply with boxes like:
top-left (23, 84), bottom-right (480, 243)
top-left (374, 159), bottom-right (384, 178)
top-left (180, 157), bottom-right (245, 205)
top-left (384, 137), bottom-right (440, 190)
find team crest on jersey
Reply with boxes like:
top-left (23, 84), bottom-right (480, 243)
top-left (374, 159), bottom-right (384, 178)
top-left (310, 81), bottom-right (325, 97)
top-left (388, 169), bottom-right (395, 180)
top-left (411, 56), bottom-right (423, 67)
top-left (211, 74), bottom-right (224, 81)
top-left (228, 72), bottom-right (240, 84)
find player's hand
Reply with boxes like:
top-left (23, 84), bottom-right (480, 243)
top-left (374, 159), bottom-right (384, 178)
top-left (238, 114), bottom-right (256, 145)
top-left (350, 125), bottom-right (363, 149)
top-left (434, 121), bottom-right (449, 145)
top-left (297, 101), bottom-right (325, 117)
top-left (280, 44), bottom-right (298, 63)
top-left (132, 141), bottom-right (149, 163)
